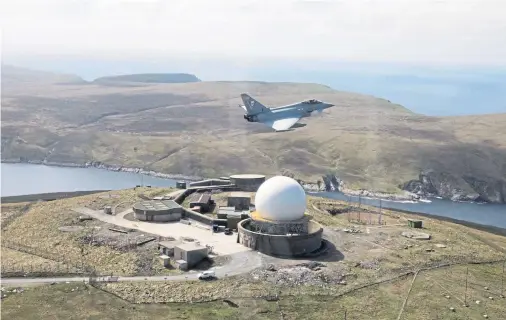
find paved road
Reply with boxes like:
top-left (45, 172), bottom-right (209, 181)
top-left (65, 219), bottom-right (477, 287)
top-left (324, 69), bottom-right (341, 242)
top-left (72, 207), bottom-right (249, 255)
top-left (1, 251), bottom-right (262, 286)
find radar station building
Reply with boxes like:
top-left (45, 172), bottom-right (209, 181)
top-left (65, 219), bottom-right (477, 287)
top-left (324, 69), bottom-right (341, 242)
top-left (237, 176), bottom-right (323, 257)
top-left (133, 200), bottom-right (183, 222)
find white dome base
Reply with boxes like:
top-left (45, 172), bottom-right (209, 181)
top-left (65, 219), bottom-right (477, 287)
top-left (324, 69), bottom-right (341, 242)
top-left (254, 176), bottom-right (306, 221)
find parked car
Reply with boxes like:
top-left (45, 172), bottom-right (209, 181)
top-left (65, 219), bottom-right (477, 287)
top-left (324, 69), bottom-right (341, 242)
top-left (198, 270), bottom-right (216, 280)
top-left (224, 228), bottom-right (233, 235)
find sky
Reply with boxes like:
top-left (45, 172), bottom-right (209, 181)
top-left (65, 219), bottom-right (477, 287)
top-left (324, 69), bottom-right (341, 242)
top-left (2, 0), bottom-right (506, 66)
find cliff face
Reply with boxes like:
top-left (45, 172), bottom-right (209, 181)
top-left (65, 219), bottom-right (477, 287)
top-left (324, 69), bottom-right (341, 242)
top-left (402, 170), bottom-right (505, 203)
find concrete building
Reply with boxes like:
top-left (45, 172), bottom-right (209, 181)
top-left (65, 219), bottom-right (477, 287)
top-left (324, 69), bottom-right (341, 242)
top-left (189, 192), bottom-right (213, 213)
top-left (227, 192), bottom-right (251, 210)
top-left (133, 200), bottom-right (183, 222)
top-left (189, 179), bottom-right (231, 188)
top-left (229, 174), bottom-right (265, 192)
top-left (217, 206), bottom-right (250, 219)
top-left (173, 243), bottom-right (209, 269)
top-left (159, 255), bottom-right (171, 268)
top-left (158, 240), bottom-right (182, 256)
top-left (227, 216), bottom-right (243, 230)
top-left (237, 176), bottom-right (323, 257)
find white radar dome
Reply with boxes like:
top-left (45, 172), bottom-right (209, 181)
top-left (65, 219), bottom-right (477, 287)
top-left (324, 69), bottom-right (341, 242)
top-left (255, 175), bottom-right (307, 221)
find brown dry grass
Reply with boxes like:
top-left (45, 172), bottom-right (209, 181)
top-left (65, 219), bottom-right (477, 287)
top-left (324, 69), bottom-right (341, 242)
top-left (1, 247), bottom-right (79, 274)
top-left (3, 71), bottom-right (505, 193)
top-left (1, 188), bottom-right (175, 276)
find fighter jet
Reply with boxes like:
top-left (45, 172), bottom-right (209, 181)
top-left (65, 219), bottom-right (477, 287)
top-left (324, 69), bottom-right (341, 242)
top-left (239, 93), bottom-right (334, 132)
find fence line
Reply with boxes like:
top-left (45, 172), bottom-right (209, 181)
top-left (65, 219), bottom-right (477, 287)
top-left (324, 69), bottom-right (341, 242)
top-left (1, 239), bottom-right (96, 275)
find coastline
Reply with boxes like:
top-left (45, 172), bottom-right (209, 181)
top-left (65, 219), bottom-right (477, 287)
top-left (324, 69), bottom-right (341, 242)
top-left (0, 158), bottom-right (441, 204)
top-left (1, 158), bottom-right (204, 182)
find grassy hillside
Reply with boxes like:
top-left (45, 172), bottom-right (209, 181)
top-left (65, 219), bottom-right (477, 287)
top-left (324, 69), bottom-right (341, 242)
top-left (2, 66), bottom-right (505, 202)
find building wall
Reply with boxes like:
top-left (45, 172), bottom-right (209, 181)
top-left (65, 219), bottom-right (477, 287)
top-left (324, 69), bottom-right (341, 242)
top-left (182, 208), bottom-right (215, 225)
top-left (227, 196), bottom-right (251, 210)
top-left (189, 202), bottom-right (210, 212)
top-left (134, 211), bottom-right (182, 222)
top-left (230, 177), bottom-right (265, 192)
top-left (186, 248), bottom-right (208, 268)
top-left (189, 179), bottom-right (231, 187)
top-left (238, 219), bottom-right (323, 257)
top-left (227, 217), bottom-right (242, 229)
top-left (173, 247), bottom-right (208, 268)
top-left (250, 217), bottom-right (309, 235)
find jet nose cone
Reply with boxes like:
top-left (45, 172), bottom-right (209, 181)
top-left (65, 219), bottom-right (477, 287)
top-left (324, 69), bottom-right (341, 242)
top-left (325, 103), bottom-right (334, 108)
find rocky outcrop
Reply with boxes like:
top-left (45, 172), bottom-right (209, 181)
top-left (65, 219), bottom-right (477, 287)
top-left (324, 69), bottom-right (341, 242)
top-left (322, 174), bottom-right (342, 192)
top-left (317, 174), bottom-right (419, 202)
top-left (402, 169), bottom-right (506, 204)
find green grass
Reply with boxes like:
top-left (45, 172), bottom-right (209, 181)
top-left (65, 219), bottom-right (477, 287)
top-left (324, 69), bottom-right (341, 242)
top-left (0, 283), bottom-right (279, 320)
top-left (3, 262), bottom-right (504, 320)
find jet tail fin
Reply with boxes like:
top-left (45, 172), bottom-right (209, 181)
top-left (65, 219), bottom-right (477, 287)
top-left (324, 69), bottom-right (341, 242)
top-left (240, 93), bottom-right (268, 115)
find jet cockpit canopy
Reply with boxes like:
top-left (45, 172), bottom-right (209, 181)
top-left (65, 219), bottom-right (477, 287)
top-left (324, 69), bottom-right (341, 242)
top-left (302, 99), bottom-right (322, 104)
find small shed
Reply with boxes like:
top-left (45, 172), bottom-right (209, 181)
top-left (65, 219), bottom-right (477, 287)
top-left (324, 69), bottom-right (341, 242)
top-left (189, 192), bottom-right (213, 213)
top-left (227, 192), bottom-right (251, 210)
top-left (407, 219), bottom-right (423, 229)
top-left (174, 243), bottom-right (208, 269)
top-left (175, 259), bottom-right (188, 271)
top-left (159, 255), bottom-right (171, 268)
top-left (176, 181), bottom-right (187, 189)
top-left (103, 206), bottom-right (112, 215)
top-left (227, 216), bottom-right (243, 229)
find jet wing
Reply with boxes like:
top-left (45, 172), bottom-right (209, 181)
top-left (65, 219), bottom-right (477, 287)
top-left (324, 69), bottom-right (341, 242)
top-left (264, 117), bottom-right (301, 132)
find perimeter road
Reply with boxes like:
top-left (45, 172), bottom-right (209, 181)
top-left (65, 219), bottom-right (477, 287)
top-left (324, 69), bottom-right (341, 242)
top-left (1, 251), bottom-right (262, 286)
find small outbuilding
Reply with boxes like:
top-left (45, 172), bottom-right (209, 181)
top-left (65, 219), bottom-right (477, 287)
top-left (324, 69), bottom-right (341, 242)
top-left (227, 216), bottom-right (242, 229)
top-left (176, 181), bottom-right (187, 189)
top-left (189, 192), bottom-right (213, 213)
top-left (227, 192), bottom-right (251, 210)
top-left (133, 200), bottom-right (183, 222)
top-left (407, 219), bottom-right (423, 229)
top-left (159, 255), bottom-right (171, 268)
top-left (173, 243), bottom-right (208, 269)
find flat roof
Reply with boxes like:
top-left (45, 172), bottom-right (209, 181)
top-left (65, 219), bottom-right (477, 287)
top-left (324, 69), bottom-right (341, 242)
top-left (229, 192), bottom-right (251, 198)
top-left (159, 240), bottom-right (181, 248)
top-left (176, 242), bottom-right (208, 252)
top-left (134, 200), bottom-right (181, 211)
top-left (189, 192), bottom-right (211, 204)
top-left (229, 174), bottom-right (265, 179)
top-left (219, 206), bottom-right (249, 213)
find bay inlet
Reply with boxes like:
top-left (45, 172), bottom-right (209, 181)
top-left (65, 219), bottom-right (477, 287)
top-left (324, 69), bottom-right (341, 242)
top-left (1, 163), bottom-right (505, 228)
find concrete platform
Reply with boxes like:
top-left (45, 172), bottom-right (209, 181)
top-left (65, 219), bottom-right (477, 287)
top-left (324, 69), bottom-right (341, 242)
top-left (72, 207), bottom-right (249, 255)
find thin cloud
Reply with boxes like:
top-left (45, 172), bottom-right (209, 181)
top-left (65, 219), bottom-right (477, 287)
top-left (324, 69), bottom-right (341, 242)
top-left (1, 0), bottom-right (505, 66)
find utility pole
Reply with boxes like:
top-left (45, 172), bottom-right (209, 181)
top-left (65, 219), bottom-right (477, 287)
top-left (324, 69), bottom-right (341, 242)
top-left (379, 199), bottom-right (383, 225)
top-left (464, 266), bottom-right (469, 306)
top-left (501, 257), bottom-right (505, 298)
